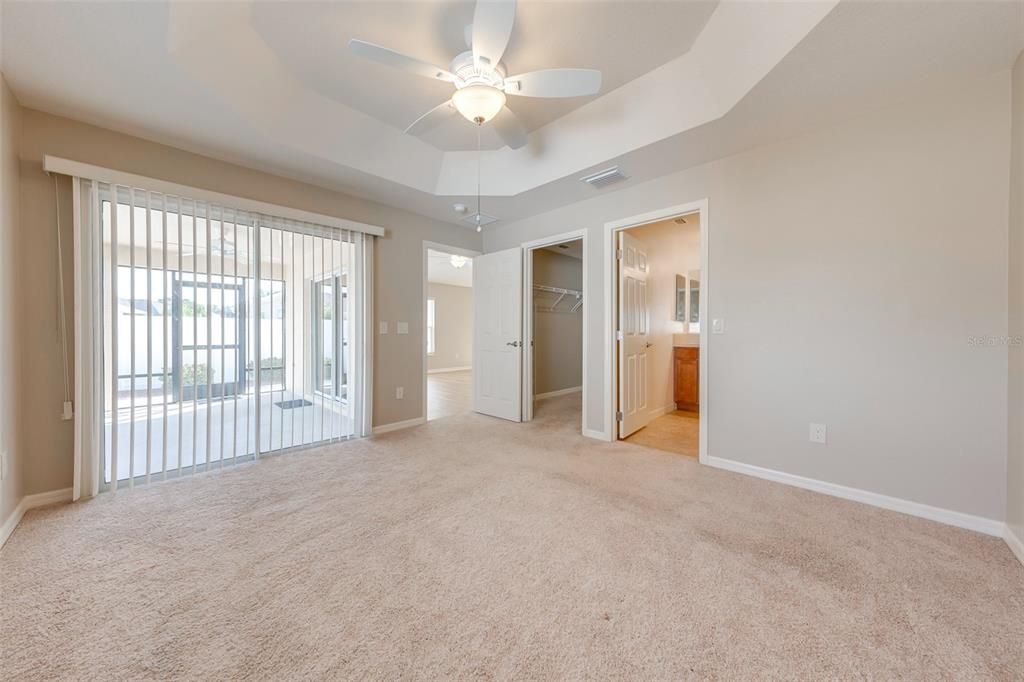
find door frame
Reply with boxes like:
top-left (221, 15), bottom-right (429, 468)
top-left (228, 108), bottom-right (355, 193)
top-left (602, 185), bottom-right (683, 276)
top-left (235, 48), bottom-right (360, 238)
top-left (421, 240), bottom-right (482, 421)
top-left (520, 229), bottom-right (588, 433)
top-left (311, 272), bottom-right (349, 403)
top-left (603, 199), bottom-right (709, 464)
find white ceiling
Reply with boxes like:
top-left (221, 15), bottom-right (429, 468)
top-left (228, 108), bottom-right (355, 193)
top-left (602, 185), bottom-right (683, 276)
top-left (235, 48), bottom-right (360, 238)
top-left (427, 249), bottom-right (473, 287)
top-left (3, 1), bottom-right (1022, 231)
top-left (249, 1), bottom-right (717, 151)
top-left (541, 239), bottom-right (582, 260)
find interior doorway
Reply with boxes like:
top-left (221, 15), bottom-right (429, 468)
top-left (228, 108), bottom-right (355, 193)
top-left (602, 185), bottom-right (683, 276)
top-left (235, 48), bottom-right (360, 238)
top-left (423, 243), bottom-right (478, 422)
top-left (607, 201), bottom-right (708, 460)
top-left (522, 230), bottom-right (587, 430)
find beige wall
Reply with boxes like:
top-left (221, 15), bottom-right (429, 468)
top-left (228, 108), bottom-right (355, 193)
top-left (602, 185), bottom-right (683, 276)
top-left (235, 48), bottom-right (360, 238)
top-left (626, 217), bottom-right (701, 413)
top-left (426, 282), bottom-right (472, 371)
top-left (14, 108), bottom-right (480, 497)
top-left (1008, 50), bottom-right (1024, 544)
top-left (487, 70), bottom-right (1012, 523)
top-left (1, 73), bottom-right (23, 523)
top-left (532, 248), bottom-right (582, 396)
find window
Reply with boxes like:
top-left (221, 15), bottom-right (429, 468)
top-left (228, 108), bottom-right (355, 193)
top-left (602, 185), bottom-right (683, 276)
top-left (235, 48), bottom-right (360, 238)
top-left (426, 298), bottom-right (436, 355)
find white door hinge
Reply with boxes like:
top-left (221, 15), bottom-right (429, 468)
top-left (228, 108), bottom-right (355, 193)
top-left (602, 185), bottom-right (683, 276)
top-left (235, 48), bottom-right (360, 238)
top-left (616, 411), bottom-right (624, 422)
top-left (616, 330), bottom-right (623, 341)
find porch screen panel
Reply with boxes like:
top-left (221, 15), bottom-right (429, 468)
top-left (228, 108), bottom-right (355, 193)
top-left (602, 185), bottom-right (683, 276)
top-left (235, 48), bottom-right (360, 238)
top-left (89, 181), bottom-right (366, 489)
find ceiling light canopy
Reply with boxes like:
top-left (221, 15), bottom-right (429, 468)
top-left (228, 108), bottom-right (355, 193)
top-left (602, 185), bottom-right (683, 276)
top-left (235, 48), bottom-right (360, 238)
top-left (449, 254), bottom-right (469, 269)
top-left (451, 84), bottom-right (506, 125)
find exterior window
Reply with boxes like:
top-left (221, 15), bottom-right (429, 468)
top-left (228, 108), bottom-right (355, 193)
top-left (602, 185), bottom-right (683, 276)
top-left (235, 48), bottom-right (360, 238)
top-left (426, 298), bottom-right (436, 355)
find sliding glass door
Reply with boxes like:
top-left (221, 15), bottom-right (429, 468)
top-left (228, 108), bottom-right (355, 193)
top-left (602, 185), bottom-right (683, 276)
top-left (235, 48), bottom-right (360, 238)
top-left (91, 185), bottom-right (368, 489)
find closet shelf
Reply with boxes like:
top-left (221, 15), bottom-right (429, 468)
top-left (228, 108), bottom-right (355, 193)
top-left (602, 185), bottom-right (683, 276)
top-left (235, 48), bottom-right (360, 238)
top-left (533, 284), bottom-right (582, 312)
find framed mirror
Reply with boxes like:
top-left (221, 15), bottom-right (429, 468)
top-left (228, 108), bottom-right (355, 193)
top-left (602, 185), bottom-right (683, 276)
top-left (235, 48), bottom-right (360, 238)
top-left (675, 274), bottom-right (687, 322)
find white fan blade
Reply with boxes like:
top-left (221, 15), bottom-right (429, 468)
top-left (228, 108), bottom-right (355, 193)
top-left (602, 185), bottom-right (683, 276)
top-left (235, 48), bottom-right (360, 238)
top-left (405, 100), bottom-right (456, 136)
top-left (348, 39), bottom-right (457, 83)
top-left (472, 0), bottom-right (516, 69)
top-left (492, 106), bottom-right (527, 149)
top-left (504, 69), bottom-right (602, 98)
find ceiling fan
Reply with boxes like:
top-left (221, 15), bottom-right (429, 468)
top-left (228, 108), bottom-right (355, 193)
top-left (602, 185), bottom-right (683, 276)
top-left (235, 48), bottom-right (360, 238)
top-left (348, 0), bottom-right (602, 150)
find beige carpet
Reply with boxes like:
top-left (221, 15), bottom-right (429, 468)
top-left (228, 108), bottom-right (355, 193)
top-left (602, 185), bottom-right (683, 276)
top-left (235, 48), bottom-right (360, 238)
top-left (2, 395), bottom-right (1022, 679)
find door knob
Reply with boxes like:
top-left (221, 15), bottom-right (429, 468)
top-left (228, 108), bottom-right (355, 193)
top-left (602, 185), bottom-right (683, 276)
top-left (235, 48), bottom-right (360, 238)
top-left (506, 341), bottom-right (520, 347)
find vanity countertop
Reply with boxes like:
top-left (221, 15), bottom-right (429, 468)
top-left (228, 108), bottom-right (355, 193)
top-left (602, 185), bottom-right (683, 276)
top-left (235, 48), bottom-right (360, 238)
top-left (672, 333), bottom-right (700, 348)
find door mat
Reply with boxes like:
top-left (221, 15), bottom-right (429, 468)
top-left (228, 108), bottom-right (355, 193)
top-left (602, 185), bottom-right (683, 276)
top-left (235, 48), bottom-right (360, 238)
top-left (275, 399), bottom-right (313, 409)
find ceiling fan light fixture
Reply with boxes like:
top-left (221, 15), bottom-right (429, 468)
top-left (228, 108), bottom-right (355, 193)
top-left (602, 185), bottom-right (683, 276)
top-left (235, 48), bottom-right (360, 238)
top-left (452, 84), bottom-right (506, 124)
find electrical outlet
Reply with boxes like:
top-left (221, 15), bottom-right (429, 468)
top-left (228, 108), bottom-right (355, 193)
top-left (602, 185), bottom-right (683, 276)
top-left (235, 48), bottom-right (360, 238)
top-left (809, 423), bottom-right (827, 444)
top-left (0, 450), bottom-right (6, 481)
top-left (379, 322), bottom-right (389, 335)
top-left (395, 386), bottom-right (404, 400)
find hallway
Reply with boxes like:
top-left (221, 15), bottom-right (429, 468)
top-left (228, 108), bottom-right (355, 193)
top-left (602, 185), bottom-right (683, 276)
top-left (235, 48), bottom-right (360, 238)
top-left (426, 370), bottom-right (472, 421)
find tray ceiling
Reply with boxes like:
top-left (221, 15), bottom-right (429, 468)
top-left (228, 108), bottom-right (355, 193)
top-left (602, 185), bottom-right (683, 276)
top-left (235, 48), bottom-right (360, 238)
top-left (3, 0), bottom-right (1021, 229)
top-left (249, 1), bottom-right (718, 151)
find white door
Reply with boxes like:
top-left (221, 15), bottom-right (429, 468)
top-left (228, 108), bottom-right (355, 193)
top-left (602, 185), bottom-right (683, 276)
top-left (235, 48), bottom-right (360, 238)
top-left (617, 231), bottom-right (652, 438)
top-left (473, 247), bottom-right (523, 421)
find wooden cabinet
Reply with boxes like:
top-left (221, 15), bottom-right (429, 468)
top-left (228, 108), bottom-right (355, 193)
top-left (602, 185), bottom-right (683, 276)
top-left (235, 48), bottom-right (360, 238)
top-left (673, 346), bottom-right (699, 412)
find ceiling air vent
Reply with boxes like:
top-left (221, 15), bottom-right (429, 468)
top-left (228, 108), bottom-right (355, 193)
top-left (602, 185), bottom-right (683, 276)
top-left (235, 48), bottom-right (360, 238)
top-left (580, 166), bottom-right (627, 189)
top-left (461, 212), bottom-right (500, 228)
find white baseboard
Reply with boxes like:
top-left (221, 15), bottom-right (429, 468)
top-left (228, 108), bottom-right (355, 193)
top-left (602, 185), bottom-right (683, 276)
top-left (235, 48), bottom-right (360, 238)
top-left (648, 402), bottom-right (677, 419)
top-left (372, 416), bottom-right (426, 435)
top-left (1, 487), bottom-right (73, 549)
top-left (535, 386), bottom-right (582, 400)
top-left (705, 456), bottom-right (1005, 537)
top-left (427, 366), bottom-right (471, 375)
top-left (1005, 525), bottom-right (1024, 566)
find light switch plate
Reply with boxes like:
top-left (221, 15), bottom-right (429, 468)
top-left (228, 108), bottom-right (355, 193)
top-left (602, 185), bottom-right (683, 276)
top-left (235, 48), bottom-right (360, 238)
top-left (712, 318), bottom-right (725, 334)
top-left (396, 322), bottom-right (409, 335)
top-left (395, 386), bottom-right (404, 400)
top-left (379, 322), bottom-right (388, 335)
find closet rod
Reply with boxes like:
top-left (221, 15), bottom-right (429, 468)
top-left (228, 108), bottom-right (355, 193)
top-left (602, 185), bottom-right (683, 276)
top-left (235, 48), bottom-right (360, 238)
top-left (533, 283), bottom-right (582, 296)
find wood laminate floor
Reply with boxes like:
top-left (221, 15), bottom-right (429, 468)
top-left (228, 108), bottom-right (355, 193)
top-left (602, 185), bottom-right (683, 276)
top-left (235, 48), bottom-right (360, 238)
top-left (427, 370), bottom-right (473, 421)
top-left (624, 409), bottom-right (699, 457)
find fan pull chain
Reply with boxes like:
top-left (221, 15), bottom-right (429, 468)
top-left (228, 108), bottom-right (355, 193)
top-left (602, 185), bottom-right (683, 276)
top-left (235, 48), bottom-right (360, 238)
top-left (476, 123), bottom-right (482, 232)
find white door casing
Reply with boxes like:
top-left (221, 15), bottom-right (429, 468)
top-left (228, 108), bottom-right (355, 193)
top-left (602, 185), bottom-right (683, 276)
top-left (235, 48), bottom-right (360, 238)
top-left (617, 231), bottom-right (652, 438)
top-left (473, 247), bottom-right (523, 421)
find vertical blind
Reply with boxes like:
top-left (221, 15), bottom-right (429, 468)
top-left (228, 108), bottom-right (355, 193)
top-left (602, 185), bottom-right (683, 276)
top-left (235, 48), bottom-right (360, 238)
top-left (73, 178), bottom-right (373, 495)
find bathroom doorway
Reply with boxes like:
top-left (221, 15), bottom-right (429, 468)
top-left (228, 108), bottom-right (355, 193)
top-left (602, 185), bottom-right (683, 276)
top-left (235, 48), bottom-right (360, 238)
top-left (608, 203), bottom-right (707, 459)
